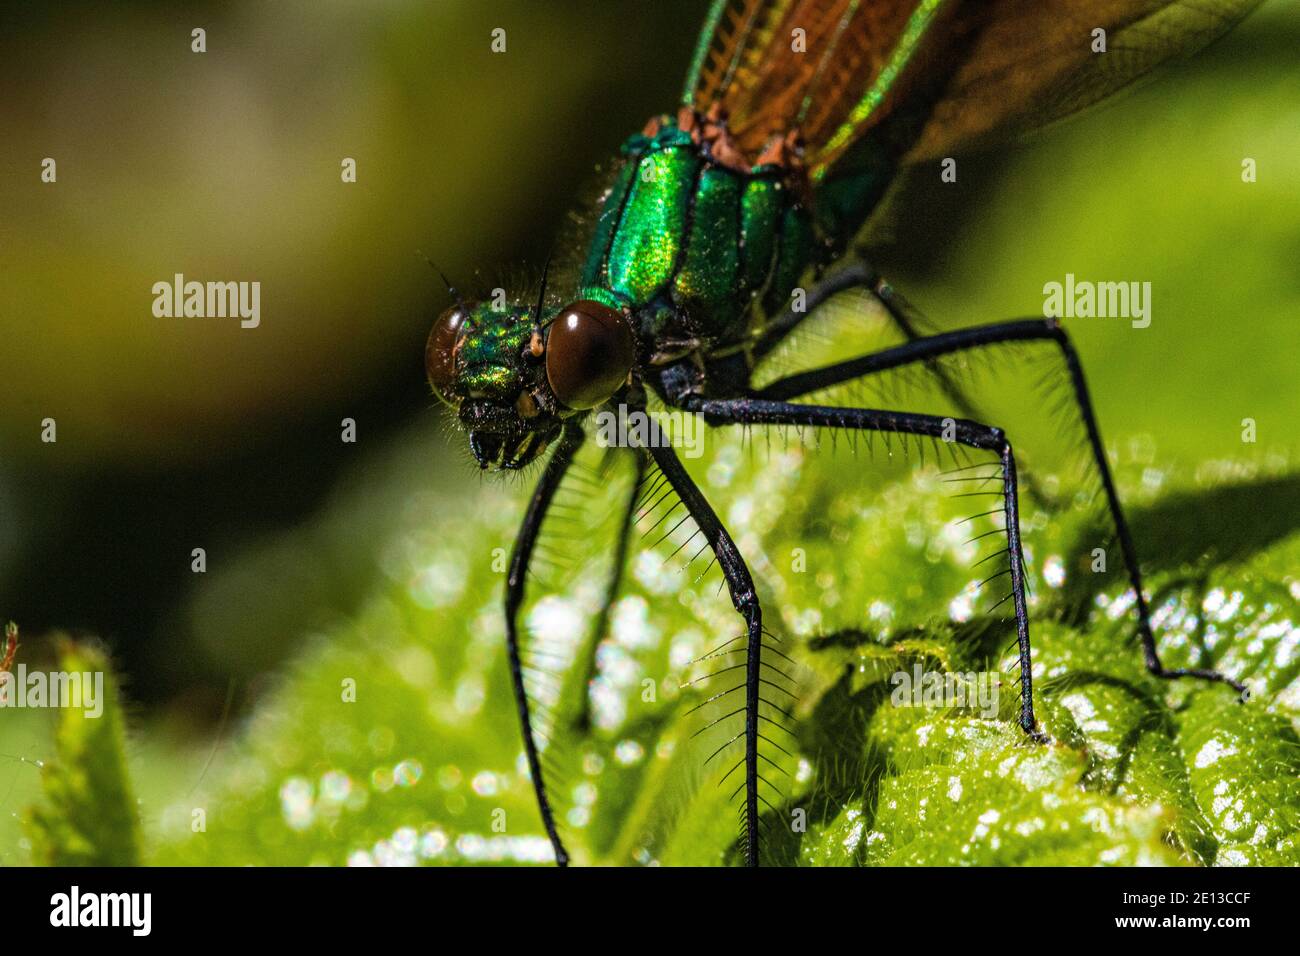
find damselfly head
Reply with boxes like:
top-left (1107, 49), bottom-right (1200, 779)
top-left (426, 298), bottom-right (635, 470)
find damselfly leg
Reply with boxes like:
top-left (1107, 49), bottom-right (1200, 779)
top-left (753, 289), bottom-right (1247, 696)
top-left (505, 423), bottom-right (586, 867)
top-left (643, 440), bottom-right (768, 867)
top-left (676, 394), bottom-right (1044, 742)
top-left (755, 259), bottom-right (1027, 441)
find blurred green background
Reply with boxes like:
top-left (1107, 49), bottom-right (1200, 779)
top-left (0, 0), bottom-right (1296, 864)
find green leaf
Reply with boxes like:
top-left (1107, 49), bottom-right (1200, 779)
top-left (137, 430), bottom-right (1299, 867)
top-left (24, 639), bottom-right (142, 866)
top-left (1178, 693), bottom-right (1300, 866)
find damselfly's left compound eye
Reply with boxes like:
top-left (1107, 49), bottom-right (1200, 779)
top-left (426, 304), bottom-right (468, 404)
top-left (545, 300), bottom-right (635, 410)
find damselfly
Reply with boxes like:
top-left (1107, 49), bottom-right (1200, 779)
top-left (425, 0), bottom-right (1260, 866)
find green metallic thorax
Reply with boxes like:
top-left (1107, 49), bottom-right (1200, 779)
top-left (577, 119), bottom-right (819, 348)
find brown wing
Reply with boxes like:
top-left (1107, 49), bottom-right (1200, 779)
top-left (681, 0), bottom-right (949, 171)
top-left (901, 0), bottom-right (1266, 161)
top-left (682, 0), bottom-right (1265, 176)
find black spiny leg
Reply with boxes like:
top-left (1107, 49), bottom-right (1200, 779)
top-left (645, 440), bottom-right (766, 866)
top-left (751, 260), bottom-right (882, 363)
top-left (753, 318), bottom-right (1246, 695)
top-left (505, 423), bottom-right (585, 867)
top-left (680, 396), bottom-right (1045, 739)
top-left (752, 259), bottom-right (989, 426)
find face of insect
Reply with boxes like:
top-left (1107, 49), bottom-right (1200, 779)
top-left (426, 299), bottom-right (635, 470)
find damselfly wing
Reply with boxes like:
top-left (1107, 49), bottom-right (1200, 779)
top-left (426, 0), bottom-right (1263, 866)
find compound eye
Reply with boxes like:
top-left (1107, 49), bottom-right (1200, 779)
top-left (545, 300), bottom-right (635, 410)
top-left (426, 304), bottom-right (469, 404)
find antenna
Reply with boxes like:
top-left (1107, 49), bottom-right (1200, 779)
top-left (416, 250), bottom-right (464, 309)
top-left (532, 249), bottom-right (555, 331)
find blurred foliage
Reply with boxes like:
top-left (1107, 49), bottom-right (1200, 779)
top-left (24, 641), bottom-right (141, 866)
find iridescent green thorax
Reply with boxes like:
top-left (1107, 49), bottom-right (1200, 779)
top-left (453, 303), bottom-right (534, 401)
top-left (577, 117), bottom-right (818, 346)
